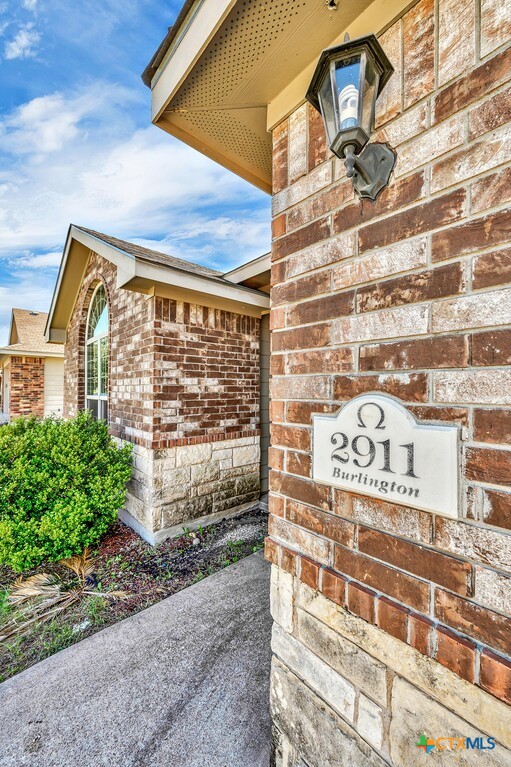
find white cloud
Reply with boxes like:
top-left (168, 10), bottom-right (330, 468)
top-left (0, 89), bottom-right (116, 155)
top-left (0, 81), bottom-right (270, 345)
top-left (22, 0), bottom-right (38, 10)
top-left (4, 22), bottom-right (40, 59)
top-left (10, 251), bottom-right (62, 269)
top-left (0, 87), bottom-right (269, 261)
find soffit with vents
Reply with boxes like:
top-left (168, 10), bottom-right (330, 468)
top-left (149, 0), bottom-right (413, 192)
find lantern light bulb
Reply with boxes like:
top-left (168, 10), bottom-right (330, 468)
top-left (338, 84), bottom-right (359, 130)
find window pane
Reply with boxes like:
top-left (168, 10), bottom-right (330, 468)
top-left (360, 54), bottom-right (379, 137)
top-left (86, 343), bottom-right (98, 396)
top-left (319, 66), bottom-right (337, 145)
top-left (87, 285), bottom-right (108, 339)
top-left (87, 399), bottom-right (99, 419)
top-left (99, 400), bottom-right (108, 422)
top-left (100, 337), bottom-right (108, 397)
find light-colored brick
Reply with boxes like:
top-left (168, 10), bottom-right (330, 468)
top-left (481, 0), bottom-right (511, 57)
top-left (190, 462), bottom-right (220, 485)
top-left (432, 124), bottom-right (511, 193)
top-left (270, 565), bottom-right (294, 633)
top-left (272, 624), bottom-right (356, 721)
top-left (395, 116), bottom-right (464, 177)
top-left (333, 304), bottom-right (429, 344)
top-left (271, 375), bottom-right (332, 401)
top-left (270, 658), bottom-right (389, 767)
top-left (332, 238), bottom-right (427, 290)
top-left (286, 232), bottom-right (354, 278)
top-left (296, 607), bottom-right (388, 706)
top-left (270, 516), bottom-right (332, 566)
top-left (175, 442), bottom-right (212, 466)
top-left (475, 566), bottom-right (511, 615)
top-left (438, 0), bottom-right (476, 86)
top-left (375, 21), bottom-right (402, 126)
top-left (272, 162), bottom-right (332, 216)
top-left (297, 583), bottom-right (511, 749)
top-left (232, 444), bottom-right (260, 467)
top-left (436, 370), bottom-right (511, 404)
top-left (375, 103), bottom-right (428, 147)
top-left (349, 495), bottom-right (432, 543)
top-left (357, 695), bottom-right (384, 751)
top-left (390, 677), bottom-right (511, 766)
top-left (436, 518), bottom-right (511, 572)
top-left (432, 288), bottom-right (511, 332)
top-left (288, 104), bottom-right (307, 183)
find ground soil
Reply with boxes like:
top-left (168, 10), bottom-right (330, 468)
top-left (0, 509), bottom-right (267, 682)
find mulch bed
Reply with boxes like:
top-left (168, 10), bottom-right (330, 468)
top-left (0, 509), bottom-right (267, 682)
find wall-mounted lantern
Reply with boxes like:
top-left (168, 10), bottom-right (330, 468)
top-left (306, 34), bottom-right (396, 201)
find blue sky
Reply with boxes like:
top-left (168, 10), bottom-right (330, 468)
top-left (0, 0), bottom-right (271, 344)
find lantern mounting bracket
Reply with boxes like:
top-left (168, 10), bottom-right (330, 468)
top-left (343, 142), bottom-right (396, 201)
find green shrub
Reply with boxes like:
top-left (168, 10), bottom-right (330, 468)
top-left (0, 412), bottom-right (133, 572)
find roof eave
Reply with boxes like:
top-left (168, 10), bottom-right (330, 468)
top-left (141, 0), bottom-right (198, 87)
top-left (223, 252), bottom-right (271, 284)
top-left (46, 225), bottom-right (270, 343)
top-left (0, 347), bottom-right (64, 358)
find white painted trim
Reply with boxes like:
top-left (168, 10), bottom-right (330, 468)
top-left (134, 260), bottom-right (270, 308)
top-left (151, 0), bottom-right (238, 120)
top-left (0, 348), bottom-right (64, 358)
top-left (223, 252), bottom-right (271, 285)
top-left (43, 357), bottom-right (64, 418)
top-left (85, 283), bottom-right (108, 411)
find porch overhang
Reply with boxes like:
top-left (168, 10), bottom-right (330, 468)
top-left (143, 0), bottom-right (416, 192)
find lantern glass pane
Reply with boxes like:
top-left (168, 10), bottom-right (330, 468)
top-left (318, 67), bottom-right (337, 145)
top-left (334, 54), bottom-right (361, 131)
top-left (360, 52), bottom-right (380, 137)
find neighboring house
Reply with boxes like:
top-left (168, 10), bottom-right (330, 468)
top-left (45, 224), bottom-right (270, 544)
top-left (0, 308), bottom-right (64, 421)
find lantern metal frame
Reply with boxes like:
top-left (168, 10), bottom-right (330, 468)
top-left (306, 34), bottom-right (397, 201)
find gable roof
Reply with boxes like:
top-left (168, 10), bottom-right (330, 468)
top-left (0, 309), bottom-right (64, 357)
top-left (77, 227), bottom-right (223, 280)
top-left (46, 225), bottom-right (270, 344)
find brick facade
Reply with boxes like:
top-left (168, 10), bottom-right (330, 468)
top-left (266, 0), bottom-right (511, 761)
top-left (65, 250), bottom-right (261, 540)
top-left (9, 356), bottom-right (45, 419)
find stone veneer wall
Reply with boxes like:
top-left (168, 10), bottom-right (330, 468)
top-left (265, 0), bottom-right (511, 763)
top-left (65, 251), bottom-right (261, 540)
top-left (9, 356), bottom-right (45, 418)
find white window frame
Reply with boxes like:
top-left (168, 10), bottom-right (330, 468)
top-left (85, 283), bottom-right (108, 420)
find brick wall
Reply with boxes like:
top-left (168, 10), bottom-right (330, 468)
top-left (9, 356), bottom-right (45, 419)
top-left (266, 0), bottom-right (511, 761)
top-left (153, 296), bottom-right (260, 447)
top-left (65, 250), bottom-right (261, 538)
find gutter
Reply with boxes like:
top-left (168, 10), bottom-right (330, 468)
top-left (141, 0), bottom-right (197, 87)
top-left (0, 347), bottom-right (64, 358)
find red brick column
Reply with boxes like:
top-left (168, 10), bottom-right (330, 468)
top-left (266, 0), bottom-right (511, 760)
top-left (9, 356), bottom-right (45, 418)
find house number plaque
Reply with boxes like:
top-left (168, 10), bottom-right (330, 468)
top-left (312, 394), bottom-right (459, 518)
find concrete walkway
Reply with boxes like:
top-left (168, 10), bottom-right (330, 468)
top-left (0, 553), bottom-right (272, 767)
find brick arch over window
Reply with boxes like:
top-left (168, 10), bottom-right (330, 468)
top-left (63, 258), bottom-right (115, 421)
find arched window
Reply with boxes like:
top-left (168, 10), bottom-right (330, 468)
top-left (86, 283), bottom-right (108, 420)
